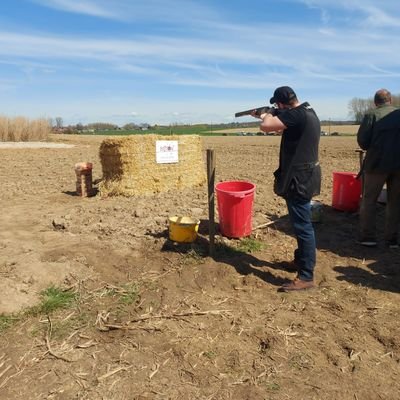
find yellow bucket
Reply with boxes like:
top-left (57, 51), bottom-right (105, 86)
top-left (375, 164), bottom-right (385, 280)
top-left (168, 216), bottom-right (200, 243)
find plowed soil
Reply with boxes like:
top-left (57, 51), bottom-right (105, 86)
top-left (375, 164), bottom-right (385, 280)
top-left (0, 134), bottom-right (399, 400)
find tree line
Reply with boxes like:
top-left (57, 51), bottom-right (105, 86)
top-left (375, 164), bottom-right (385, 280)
top-left (348, 93), bottom-right (400, 123)
top-left (48, 119), bottom-right (154, 132)
top-left (50, 93), bottom-right (400, 130)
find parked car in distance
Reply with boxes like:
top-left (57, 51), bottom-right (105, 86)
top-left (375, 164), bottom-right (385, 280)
top-left (236, 131), bottom-right (256, 136)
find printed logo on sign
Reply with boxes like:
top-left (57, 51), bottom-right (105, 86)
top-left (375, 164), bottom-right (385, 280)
top-left (156, 140), bottom-right (179, 163)
top-left (160, 145), bottom-right (174, 152)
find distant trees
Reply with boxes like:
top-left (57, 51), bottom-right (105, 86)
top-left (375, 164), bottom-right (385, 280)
top-left (50, 121), bottom-right (153, 134)
top-left (349, 93), bottom-right (400, 123)
top-left (75, 123), bottom-right (84, 132)
top-left (122, 122), bottom-right (140, 130)
top-left (55, 117), bottom-right (63, 128)
top-left (87, 122), bottom-right (118, 130)
top-left (348, 98), bottom-right (373, 124)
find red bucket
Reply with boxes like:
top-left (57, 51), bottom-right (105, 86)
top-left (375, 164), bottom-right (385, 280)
top-left (332, 172), bottom-right (361, 212)
top-left (215, 181), bottom-right (256, 238)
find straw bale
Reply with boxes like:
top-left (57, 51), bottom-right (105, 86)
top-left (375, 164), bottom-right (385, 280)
top-left (99, 135), bottom-right (206, 196)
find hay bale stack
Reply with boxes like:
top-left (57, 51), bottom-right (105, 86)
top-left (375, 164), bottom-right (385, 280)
top-left (99, 134), bottom-right (206, 196)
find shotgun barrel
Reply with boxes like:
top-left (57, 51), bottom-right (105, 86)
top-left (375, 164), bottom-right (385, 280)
top-left (235, 106), bottom-right (275, 118)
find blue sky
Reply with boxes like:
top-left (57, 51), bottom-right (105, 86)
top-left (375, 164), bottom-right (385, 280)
top-left (0, 0), bottom-right (399, 126)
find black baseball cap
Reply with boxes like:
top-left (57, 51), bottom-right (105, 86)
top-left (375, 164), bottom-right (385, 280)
top-left (270, 86), bottom-right (297, 104)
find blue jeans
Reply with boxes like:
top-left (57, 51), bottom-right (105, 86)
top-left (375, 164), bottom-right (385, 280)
top-left (285, 197), bottom-right (316, 281)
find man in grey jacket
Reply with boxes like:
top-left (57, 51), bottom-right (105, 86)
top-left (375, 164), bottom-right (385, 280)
top-left (357, 88), bottom-right (400, 248)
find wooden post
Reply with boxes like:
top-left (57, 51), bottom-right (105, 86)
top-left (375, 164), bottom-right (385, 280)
top-left (355, 149), bottom-right (365, 195)
top-left (207, 149), bottom-right (216, 256)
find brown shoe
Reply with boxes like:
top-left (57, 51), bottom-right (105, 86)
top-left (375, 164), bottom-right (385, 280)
top-left (280, 278), bottom-right (315, 292)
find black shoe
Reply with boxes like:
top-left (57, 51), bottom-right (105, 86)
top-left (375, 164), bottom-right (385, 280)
top-left (357, 239), bottom-right (377, 247)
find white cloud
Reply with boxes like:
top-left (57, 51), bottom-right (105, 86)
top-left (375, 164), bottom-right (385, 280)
top-left (363, 6), bottom-right (400, 28)
top-left (0, 26), bottom-right (399, 89)
top-left (0, 80), bottom-right (17, 92)
top-left (1, 1), bottom-right (399, 124)
top-left (31, 0), bottom-right (123, 19)
top-left (296, 0), bottom-right (400, 28)
top-left (30, 0), bottom-right (220, 24)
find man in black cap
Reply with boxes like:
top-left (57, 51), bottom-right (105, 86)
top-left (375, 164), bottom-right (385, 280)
top-left (251, 86), bottom-right (321, 291)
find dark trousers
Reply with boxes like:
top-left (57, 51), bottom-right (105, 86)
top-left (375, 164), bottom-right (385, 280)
top-left (285, 197), bottom-right (316, 281)
top-left (359, 171), bottom-right (400, 242)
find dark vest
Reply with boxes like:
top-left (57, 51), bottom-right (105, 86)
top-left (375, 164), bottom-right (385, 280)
top-left (274, 103), bottom-right (321, 200)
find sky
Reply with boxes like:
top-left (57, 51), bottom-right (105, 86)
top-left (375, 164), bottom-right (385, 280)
top-left (0, 0), bottom-right (399, 126)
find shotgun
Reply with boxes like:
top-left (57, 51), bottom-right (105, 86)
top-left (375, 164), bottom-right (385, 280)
top-left (235, 106), bottom-right (278, 118)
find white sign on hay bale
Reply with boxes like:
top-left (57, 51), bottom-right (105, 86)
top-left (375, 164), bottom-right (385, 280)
top-left (156, 140), bottom-right (178, 163)
top-left (99, 134), bottom-right (206, 196)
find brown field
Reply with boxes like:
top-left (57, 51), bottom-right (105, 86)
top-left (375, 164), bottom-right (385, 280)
top-left (219, 124), bottom-right (360, 135)
top-left (0, 134), bottom-right (399, 399)
top-left (325, 124), bottom-right (360, 135)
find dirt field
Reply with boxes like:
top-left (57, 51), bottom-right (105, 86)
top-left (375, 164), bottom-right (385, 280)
top-left (0, 134), bottom-right (399, 400)
top-left (218, 124), bottom-right (360, 136)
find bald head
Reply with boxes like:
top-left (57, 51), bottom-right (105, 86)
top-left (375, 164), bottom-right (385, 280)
top-left (374, 89), bottom-right (392, 106)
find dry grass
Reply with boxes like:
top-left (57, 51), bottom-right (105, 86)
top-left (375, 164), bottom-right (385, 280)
top-left (0, 116), bottom-right (51, 142)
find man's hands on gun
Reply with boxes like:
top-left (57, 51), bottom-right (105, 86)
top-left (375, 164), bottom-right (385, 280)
top-left (235, 104), bottom-right (285, 134)
top-left (251, 107), bottom-right (277, 119)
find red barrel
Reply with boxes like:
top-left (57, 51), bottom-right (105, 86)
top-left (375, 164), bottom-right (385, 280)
top-left (215, 181), bottom-right (256, 238)
top-left (332, 172), bottom-right (361, 212)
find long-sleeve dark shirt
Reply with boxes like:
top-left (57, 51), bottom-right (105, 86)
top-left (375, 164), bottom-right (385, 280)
top-left (357, 104), bottom-right (400, 172)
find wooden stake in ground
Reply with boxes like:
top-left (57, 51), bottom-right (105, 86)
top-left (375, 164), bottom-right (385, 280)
top-left (207, 149), bottom-right (216, 256)
top-left (355, 148), bottom-right (365, 194)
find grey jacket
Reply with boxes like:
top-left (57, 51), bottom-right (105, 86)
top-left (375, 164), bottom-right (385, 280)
top-left (357, 104), bottom-right (400, 172)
